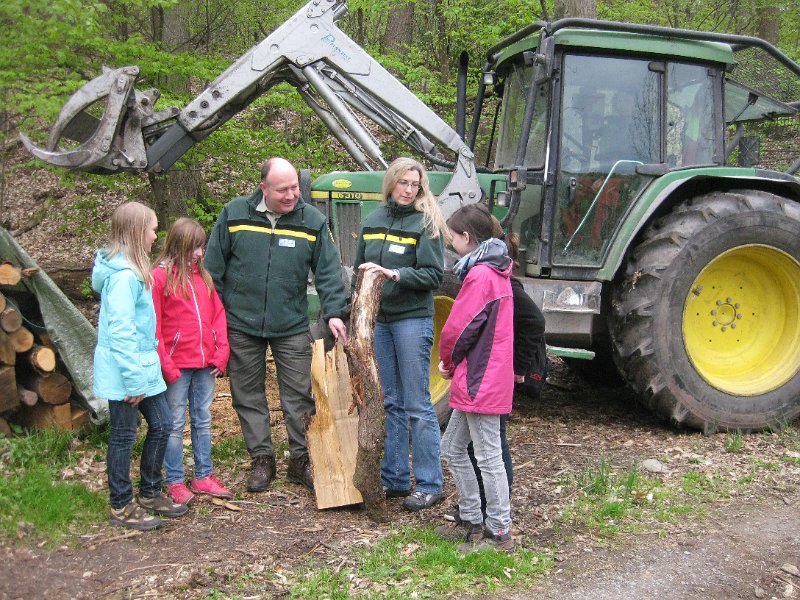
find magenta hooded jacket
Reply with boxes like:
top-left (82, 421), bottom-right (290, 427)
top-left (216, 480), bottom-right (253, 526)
top-left (439, 252), bottom-right (514, 415)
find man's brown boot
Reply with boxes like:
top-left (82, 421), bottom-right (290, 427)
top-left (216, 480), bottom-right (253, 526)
top-left (247, 455), bottom-right (276, 492)
top-left (286, 455), bottom-right (314, 492)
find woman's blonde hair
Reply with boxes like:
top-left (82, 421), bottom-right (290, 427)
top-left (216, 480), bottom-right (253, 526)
top-left (382, 157), bottom-right (449, 240)
top-left (155, 217), bottom-right (214, 297)
top-left (106, 202), bottom-right (156, 288)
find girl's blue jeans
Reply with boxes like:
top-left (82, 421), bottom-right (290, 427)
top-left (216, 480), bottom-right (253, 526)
top-left (375, 316), bottom-right (443, 495)
top-left (164, 367), bottom-right (216, 484)
top-left (107, 393), bottom-right (170, 510)
top-left (442, 409), bottom-right (511, 535)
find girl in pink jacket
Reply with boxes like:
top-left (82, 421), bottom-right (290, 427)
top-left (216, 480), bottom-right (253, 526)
top-left (152, 218), bottom-right (231, 505)
top-left (436, 203), bottom-right (516, 552)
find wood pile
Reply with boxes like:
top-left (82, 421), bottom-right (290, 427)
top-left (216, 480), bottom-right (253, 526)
top-left (0, 261), bottom-right (89, 434)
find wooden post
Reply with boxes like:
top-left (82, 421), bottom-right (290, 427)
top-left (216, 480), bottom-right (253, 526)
top-left (308, 339), bottom-right (363, 509)
top-left (345, 268), bottom-right (388, 522)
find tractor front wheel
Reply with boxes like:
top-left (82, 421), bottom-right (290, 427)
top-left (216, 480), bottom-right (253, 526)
top-left (611, 189), bottom-right (800, 432)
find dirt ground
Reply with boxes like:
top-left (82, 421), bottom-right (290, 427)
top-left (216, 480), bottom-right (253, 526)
top-left (0, 359), bottom-right (798, 600)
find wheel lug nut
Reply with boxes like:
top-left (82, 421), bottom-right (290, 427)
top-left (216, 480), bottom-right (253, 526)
top-left (712, 321), bottom-right (719, 326)
top-left (735, 303), bottom-right (741, 309)
top-left (711, 310), bottom-right (717, 316)
top-left (726, 297), bottom-right (732, 303)
top-left (736, 313), bottom-right (742, 319)
top-left (730, 323), bottom-right (736, 329)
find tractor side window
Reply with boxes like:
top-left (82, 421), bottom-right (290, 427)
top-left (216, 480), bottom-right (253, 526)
top-left (666, 64), bottom-right (716, 167)
top-left (494, 62), bottom-right (548, 170)
top-left (554, 54), bottom-right (659, 266)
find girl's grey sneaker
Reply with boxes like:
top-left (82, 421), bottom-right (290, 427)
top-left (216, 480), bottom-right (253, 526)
top-left (139, 494), bottom-right (189, 517)
top-left (109, 502), bottom-right (161, 531)
top-left (459, 526), bottom-right (516, 553)
top-left (402, 490), bottom-right (443, 511)
top-left (435, 520), bottom-right (484, 543)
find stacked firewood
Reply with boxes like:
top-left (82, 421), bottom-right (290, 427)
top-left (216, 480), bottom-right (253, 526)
top-left (0, 261), bottom-right (83, 434)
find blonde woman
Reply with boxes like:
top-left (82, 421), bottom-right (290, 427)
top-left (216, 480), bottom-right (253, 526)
top-left (352, 157), bottom-right (448, 511)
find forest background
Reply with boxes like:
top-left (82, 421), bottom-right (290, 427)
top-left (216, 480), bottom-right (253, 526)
top-left (2, 0), bottom-right (800, 242)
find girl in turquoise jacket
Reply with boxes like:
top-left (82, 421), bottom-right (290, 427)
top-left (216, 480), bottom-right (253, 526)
top-left (92, 202), bottom-right (187, 531)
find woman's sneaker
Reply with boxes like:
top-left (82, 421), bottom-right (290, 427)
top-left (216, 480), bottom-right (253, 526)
top-left (167, 482), bottom-right (195, 505)
top-left (191, 475), bottom-right (233, 499)
top-left (139, 494), bottom-right (189, 517)
top-left (109, 502), bottom-right (161, 531)
top-left (402, 490), bottom-right (443, 512)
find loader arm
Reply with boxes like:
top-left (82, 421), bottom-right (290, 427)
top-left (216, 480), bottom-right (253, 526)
top-left (22, 0), bottom-right (481, 214)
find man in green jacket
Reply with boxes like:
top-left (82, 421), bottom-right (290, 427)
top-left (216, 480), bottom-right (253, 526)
top-left (205, 157), bottom-right (348, 493)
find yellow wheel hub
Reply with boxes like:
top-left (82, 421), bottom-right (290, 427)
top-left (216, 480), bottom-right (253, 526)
top-left (430, 295), bottom-right (454, 406)
top-left (683, 245), bottom-right (800, 396)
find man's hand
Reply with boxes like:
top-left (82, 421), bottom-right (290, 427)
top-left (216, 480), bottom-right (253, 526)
top-left (328, 317), bottom-right (348, 343)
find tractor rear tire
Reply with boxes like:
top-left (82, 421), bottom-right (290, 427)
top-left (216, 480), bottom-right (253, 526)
top-left (431, 271), bottom-right (462, 428)
top-left (611, 189), bottom-right (800, 432)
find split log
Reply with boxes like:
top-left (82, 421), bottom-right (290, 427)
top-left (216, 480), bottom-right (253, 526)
top-left (0, 365), bottom-right (19, 412)
top-left (17, 385), bottom-right (38, 407)
top-left (308, 339), bottom-right (363, 509)
top-left (23, 345), bottom-right (56, 374)
top-left (0, 263), bottom-right (22, 286)
top-left (0, 306), bottom-right (22, 333)
top-left (21, 267), bottom-right (40, 278)
top-left (16, 371), bottom-right (71, 405)
top-left (345, 268), bottom-right (388, 522)
top-left (0, 292), bottom-right (6, 312)
top-left (0, 329), bottom-right (14, 365)
top-left (9, 327), bottom-right (34, 353)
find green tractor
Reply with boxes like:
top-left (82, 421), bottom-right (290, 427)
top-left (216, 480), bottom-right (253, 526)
top-left (310, 20), bottom-right (800, 432)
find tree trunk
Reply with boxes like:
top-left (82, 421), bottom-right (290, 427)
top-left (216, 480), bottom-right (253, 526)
top-left (382, 1), bottom-right (414, 56)
top-left (0, 329), bottom-right (14, 365)
top-left (24, 345), bottom-right (56, 374)
top-left (0, 306), bottom-right (22, 333)
top-left (9, 326), bottom-right (33, 353)
top-left (345, 268), bottom-right (388, 522)
top-left (0, 262), bottom-right (21, 285)
top-left (16, 371), bottom-right (71, 405)
top-left (756, 5), bottom-right (779, 44)
top-left (17, 385), bottom-right (37, 407)
top-left (555, 0), bottom-right (596, 19)
top-left (148, 170), bottom-right (202, 231)
top-left (0, 365), bottom-right (18, 412)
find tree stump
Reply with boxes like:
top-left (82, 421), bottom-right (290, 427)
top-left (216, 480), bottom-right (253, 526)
top-left (345, 268), bottom-right (388, 522)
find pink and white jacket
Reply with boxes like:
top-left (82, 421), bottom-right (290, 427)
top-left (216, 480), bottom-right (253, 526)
top-left (152, 264), bottom-right (230, 384)
top-left (439, 241), bottom-right (514, 414)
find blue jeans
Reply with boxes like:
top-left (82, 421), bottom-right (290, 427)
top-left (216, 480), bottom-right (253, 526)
top-left (442, 409), bottom-right (511, 535)
top-left (107, 393), bottom-right (170, 509)
top-left (164, 368), bottom-right (215, 484)
top-left (375, 317), bottom-right (443, 495)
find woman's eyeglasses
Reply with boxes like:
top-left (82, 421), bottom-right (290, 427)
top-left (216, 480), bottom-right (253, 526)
top-left (397, 179), bottom-right (421, 190)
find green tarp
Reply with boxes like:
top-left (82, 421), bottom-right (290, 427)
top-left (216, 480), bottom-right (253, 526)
top-left (0, 227), bottom-right (107, 424)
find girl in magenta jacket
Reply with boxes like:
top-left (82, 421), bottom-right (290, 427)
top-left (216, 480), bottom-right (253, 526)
top-left (152, 218), bottom-right (231, 505)
top-left (436, 203), bottom-right (516, 552)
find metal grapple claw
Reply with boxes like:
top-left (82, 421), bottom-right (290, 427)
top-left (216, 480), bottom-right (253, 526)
top-left (21, 66), bottom-right (153, 173)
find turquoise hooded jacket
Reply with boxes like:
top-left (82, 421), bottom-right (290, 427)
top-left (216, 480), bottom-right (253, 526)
top-left (92, 249), bottom-right (166, 401)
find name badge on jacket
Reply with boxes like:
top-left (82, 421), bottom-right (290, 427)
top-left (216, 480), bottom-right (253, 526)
top-left (388, 244), bottom-right (405, 254)
top-left (279, 238), bottom-right (296, 248)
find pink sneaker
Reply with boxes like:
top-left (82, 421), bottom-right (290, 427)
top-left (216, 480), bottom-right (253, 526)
top-left (191, 475), bottom-right (233, 499)
top-left (167, 482), bottom-right (194, 505)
